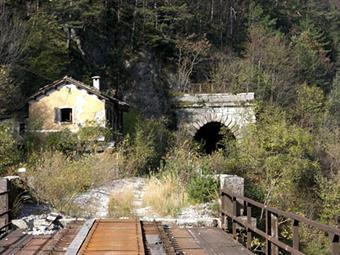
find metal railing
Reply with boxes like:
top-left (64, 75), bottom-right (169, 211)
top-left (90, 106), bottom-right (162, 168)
top-left (220, 188), bottom-right (340, 255)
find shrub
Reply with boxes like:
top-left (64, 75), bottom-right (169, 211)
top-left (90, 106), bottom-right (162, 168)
top-left (158, 135), bottom-right (200, 183)
top-left (225, 105), bottom-right (322, 214)
top-left (27, 121), bottom-right (111, 157)
top-left (187, 174), bottom-right (218, 203)
top-left (0, 122), bottom-right (21, 175)
top-left (116, 115), bottom-right (172, 176)
top-left (107, 188), bottom-right (135, 217)
top-left (78, 120), bottom-right (111, 152)
top-left (143, 172), bottom-right (188, 216)
top-left (45, 129), bottom-right (78, 155)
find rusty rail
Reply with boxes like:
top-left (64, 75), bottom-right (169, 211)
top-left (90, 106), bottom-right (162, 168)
top-left (76, 219), bottom-right (145, 254)
top-left (220, 188), bottom-right (340, 255)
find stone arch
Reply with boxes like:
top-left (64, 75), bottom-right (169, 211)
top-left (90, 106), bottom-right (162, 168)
top-left (189, 113), bottom-right (242, 139)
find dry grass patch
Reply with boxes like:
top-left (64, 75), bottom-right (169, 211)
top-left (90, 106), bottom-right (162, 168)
top-left (26, 151), bottom-right (121, 216)
top-left (107, 188), bottom-right (135, 217)
top-left (143, 173), bottom-right (188, 216)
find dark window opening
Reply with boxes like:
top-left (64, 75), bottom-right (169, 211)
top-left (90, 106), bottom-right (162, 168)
top-left (60, 108), bottom-right (72, 123)
top-left (194, 122), bottom-right (235, 154)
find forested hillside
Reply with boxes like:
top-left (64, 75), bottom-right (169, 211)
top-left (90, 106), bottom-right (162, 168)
top-left (0, 0), bottom-right (338, 115)
top-left (1, 1), bottom-right (340, 252)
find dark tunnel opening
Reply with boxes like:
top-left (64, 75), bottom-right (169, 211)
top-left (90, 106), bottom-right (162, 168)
top-left (194, 122), bottom-right (235, 154)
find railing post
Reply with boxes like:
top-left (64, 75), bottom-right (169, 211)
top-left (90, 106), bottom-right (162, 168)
top-left (220, 191), bottom-right (226, 230)
top-left (222, 192), bottom-right (234, 233)
top-left (0, 178), bottom-right (9, 232)
top-left (246, 203), bottom-right (252, 250)
top-left (232, 197), bottom-right (237, 239)
top-left (271, 214), bottom-right (278, 255)
top-left (220, 212), bottom-right (226, 229)
top-left (332, 234), bottom-right (339, 255)
top-left (265, 210), bottom-right (272, 255)
top-left (293, 220), bottom-right (300, 251)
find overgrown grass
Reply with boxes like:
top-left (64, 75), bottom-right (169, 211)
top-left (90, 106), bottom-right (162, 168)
top-left (141, 134), bottom-right (226, 216)
top-left (143, 172), bottom-right (188, 216)
top-left (107, 188), bottom-right (135, 217)
top-left (26, 151), bottom-right (121, 216)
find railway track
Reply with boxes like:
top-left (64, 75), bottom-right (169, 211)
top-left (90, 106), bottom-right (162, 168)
top-left (0, 221), bottom-right (84, 255)
top-left (69, 219), bottom-right (176, 255)
top-left (76, 219), bottom-right (145, 255)
top-left (0, 218), bottom-right (252, 254)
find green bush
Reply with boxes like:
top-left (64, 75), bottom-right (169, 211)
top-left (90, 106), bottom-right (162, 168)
top-left (41, 122), bottom-right (111, 155)
top-left (187, 174), bottom-right (218, 203)
top-left (0, 122), bottom-right (21, 175)
top-left (116, 114), bottom-right (172, 176)
top-left (224, 105), bottom-right (322, 214)
top-left (78, 120), bottom-right (111, 152)
top-left (45, 129), bottom-right (78, 154)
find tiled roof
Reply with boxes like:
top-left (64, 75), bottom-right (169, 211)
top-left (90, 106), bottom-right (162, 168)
top-left (28, 76), bottom-right (128, 108)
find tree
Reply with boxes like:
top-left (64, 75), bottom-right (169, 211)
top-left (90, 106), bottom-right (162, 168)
top-left (174, 34), bottom-right (211, 92)
top-left (246, 25), bottom-right (298, 105)
top-left (211, 24), bottom-right (298, 105)
top-left (0, 11), bottom-right (26, 66)
top-left (226, 106), bottom-right (321, 216)
top-left (0, 67), bottom-right (21, 116)
top-left (22, 11), bottom-right (69, 95)
top-left (0, 10), bottom-right (26, 115)
top-left (292, 20), bottom-right (333, 90)
top-left (328, 73), bottom-right (340, 124)
top-left (294, 83), bottom-right (326, 130)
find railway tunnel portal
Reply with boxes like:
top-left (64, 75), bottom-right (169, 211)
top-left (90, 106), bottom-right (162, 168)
top-left (173, 93), bottom-right (256, 153)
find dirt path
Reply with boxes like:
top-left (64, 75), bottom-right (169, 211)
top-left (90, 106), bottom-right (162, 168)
top-left (74, 177), bottom-right (218, 226)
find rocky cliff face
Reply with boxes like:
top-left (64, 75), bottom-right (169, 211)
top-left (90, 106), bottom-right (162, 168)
top-left (123, 51), bottom-right (174, 119)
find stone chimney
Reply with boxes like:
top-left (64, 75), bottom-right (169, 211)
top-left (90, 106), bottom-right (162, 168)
top-left (92, 76), bottom-right (100, 90)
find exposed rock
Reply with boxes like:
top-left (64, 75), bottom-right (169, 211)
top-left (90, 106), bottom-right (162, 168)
top-left (11, 219), bottom-right (28, 229)
top-left (219, 174), bottom-right (244, 196)
top-left (124, 51), bottom-right (173, 119)
top-left (14, 212), bottom-right (76, 235)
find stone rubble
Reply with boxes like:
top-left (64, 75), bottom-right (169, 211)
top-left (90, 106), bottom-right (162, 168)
top-left (12, 212), bottom-right (78, 236)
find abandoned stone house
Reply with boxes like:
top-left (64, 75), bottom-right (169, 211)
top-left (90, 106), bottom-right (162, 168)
top-left (27, 76), bottom-right (128, 138)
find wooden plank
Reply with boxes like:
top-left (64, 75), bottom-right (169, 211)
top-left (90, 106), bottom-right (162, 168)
top-left (188, 228), bottom-right (254, 255)
top-left (66, 219), bottom-right (95, 255)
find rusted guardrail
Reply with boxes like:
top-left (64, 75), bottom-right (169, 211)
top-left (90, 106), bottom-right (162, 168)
top-left (220, 188), bottom-right (340, 255)
top-left (0, 178), bottom-right (11, 233)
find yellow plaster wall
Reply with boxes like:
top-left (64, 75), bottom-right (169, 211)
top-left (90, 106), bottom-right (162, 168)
top-left (28, 84), bottom-right (106, 132)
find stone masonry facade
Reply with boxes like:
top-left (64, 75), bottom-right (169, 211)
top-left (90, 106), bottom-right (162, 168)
top-left (173, 93), bottom-right (256, 138)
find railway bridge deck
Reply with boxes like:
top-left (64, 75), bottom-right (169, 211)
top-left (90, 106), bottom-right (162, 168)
top-left (0, 218), bottom-right (253, 255)
top-left (2, 189), bottom-right (340, 254)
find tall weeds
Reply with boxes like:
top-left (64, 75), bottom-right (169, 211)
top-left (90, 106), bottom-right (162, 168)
top-left (27, 151), bottom-right (120, 216)
top-left (107, 188), bottom-right (135, 217)
top-left (143, 172), bottom-right (188, 216)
